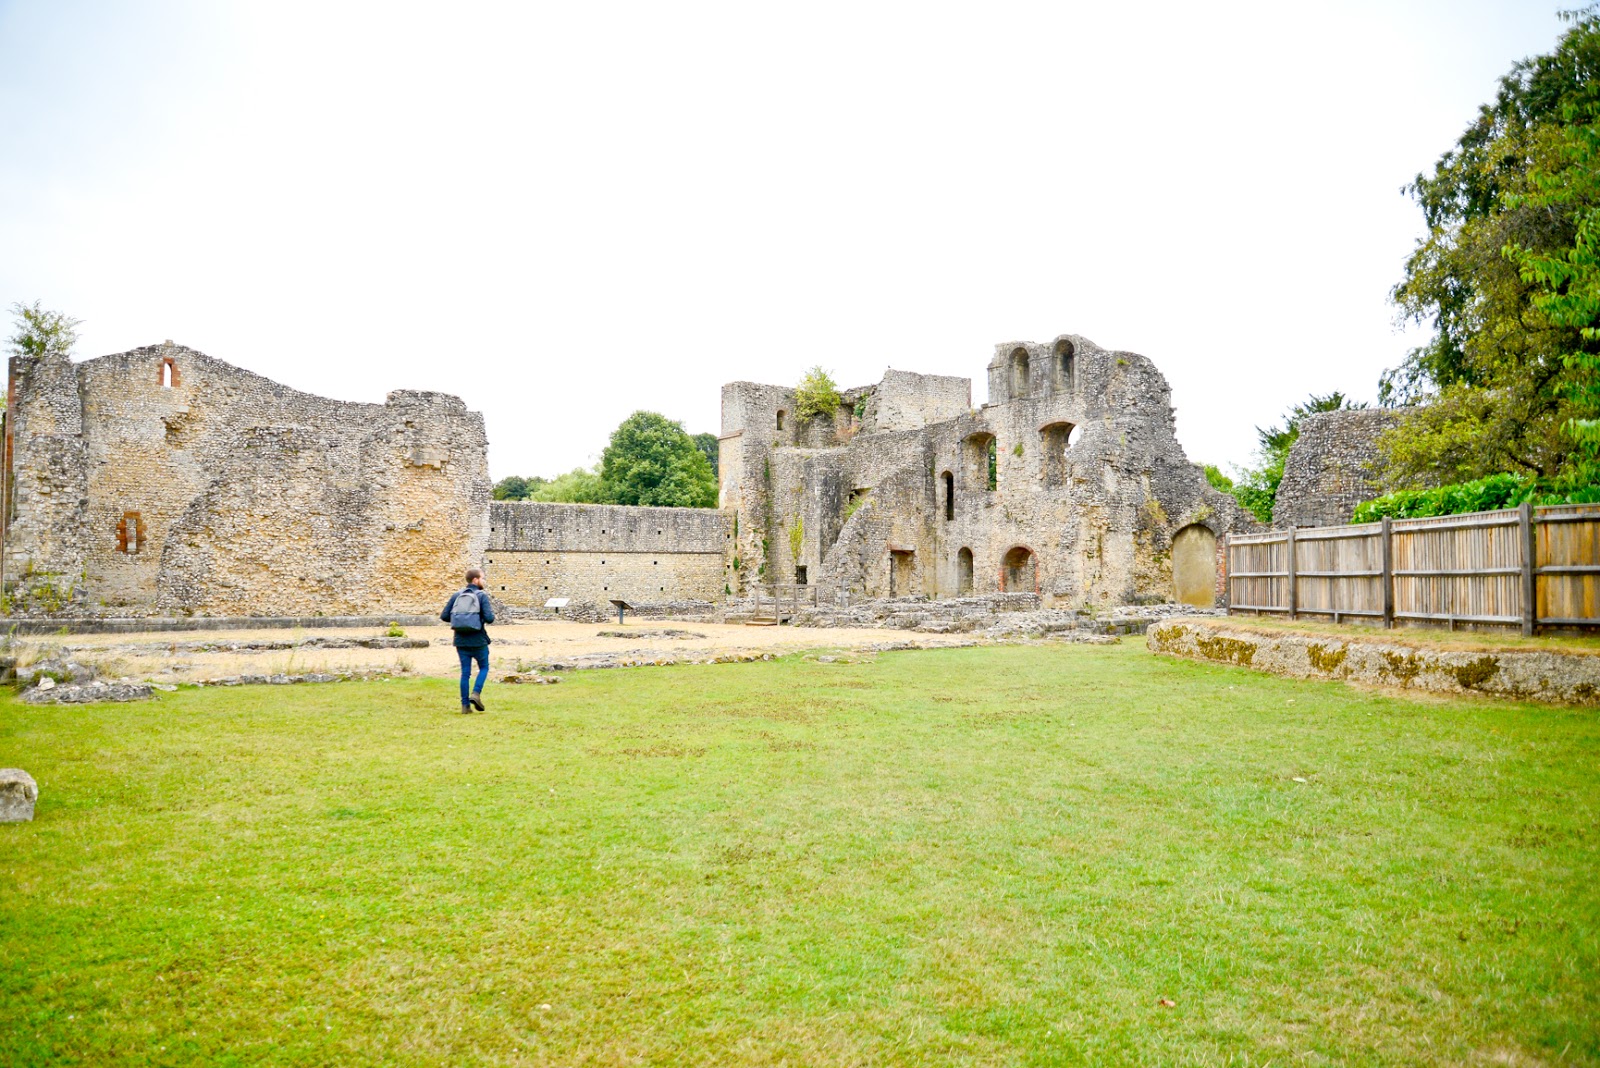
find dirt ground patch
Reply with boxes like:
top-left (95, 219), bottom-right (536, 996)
top-left (13, 619), bottom-right (977, 684)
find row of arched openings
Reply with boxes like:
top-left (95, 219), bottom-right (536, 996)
top-left (942, 424), bottom-right (1081, 519)
top-left (1008, 340), bottom-right (1076, 399)
top-left (950, 546), bottom-right (1035, 594)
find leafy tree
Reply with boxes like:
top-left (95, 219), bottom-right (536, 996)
top-left (1201, 464), bottom-right (1235, 494)
top-left (1381, 10), bottom-right (1600, 485)
top-left (1504, 96), bottom-right (1600, 485)
top-left (600, 411), bottom-right (718, 508)
top-left (492, 476), bottom-right (531, 500)
top-left (692, 432), bottom-right (720, 477)
top-left (6, 301), bottom-right (81, 360)
top-left (794, 366), bottom-right (842, 420)
top-left (1216, 393), bottom-right (1367, 524)
top-left (527, 467), bottom-right (609, 503)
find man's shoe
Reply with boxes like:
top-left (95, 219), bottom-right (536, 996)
top-left (460, 702), bottom-right (473, 714)
top-left (470, 693), bottom-right (485, 712)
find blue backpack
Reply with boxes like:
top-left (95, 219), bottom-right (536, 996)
top-left (449, 588), bottom-right (483, 631)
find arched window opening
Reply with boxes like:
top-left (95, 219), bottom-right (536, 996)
top-left (1053, 339), bottom-right (1075, 391)
top-left (1001, 545), bottom-right (1036, 593)
top-left (941, 470), bottom-right (955, 521)
top-left (776, 409), bottom-right (786, 431)
top-left (957, 547), bottom-right (974, 594)
top-left (1009, 347), bottom-right (1029, 398)
top-left (159, 357), bottom-right (178, 388)
top-left (1041, 422), bottom-right (1075, 487)
top-left (963, 433), bottom-right (998, 493)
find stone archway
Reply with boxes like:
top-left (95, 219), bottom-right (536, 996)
top-left (1001, 545), bottom-right (1036, 593)
top-left (1172, 524), bottom-right (1218, 607)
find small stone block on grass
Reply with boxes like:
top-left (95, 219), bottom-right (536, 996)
top-left (0, 769), bottom-right (38, 822)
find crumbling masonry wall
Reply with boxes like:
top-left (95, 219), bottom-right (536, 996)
top-left (3, 343), bottom-right (490, 616)
top-left (485, 502), bottom-right (732, 606)
top-left (1274, 409), bottom-right (1404, 529)
top-left (719, 334), bottom-right (1258, 606)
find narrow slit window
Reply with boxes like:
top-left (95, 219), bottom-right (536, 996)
top-left (159, 358), bottom-right (179, 388)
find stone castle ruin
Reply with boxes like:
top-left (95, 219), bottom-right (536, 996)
top-left (2, 333), bottom-right (1258, 618)
top-left (720, 335), bottom-right (1256, 607)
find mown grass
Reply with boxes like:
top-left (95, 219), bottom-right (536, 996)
top-left (2, 644), bottom-right (1597, 1066)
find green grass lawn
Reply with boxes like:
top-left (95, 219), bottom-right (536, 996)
top-left (3, 644), bottom-right (1597, 1066)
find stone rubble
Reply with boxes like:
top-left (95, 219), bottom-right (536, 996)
top-left (20, 681), bottom-right (154, 705)
top-left (0, 769), bottom-right (38, 822)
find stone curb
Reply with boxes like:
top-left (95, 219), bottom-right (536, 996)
top-left (0, 615), bottom-right (443, 636)
top-left (1146, 620), bottom-right (1600, 706)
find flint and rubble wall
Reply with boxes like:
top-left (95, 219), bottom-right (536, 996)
top-left (487, 502), bottom-right (731, 607)
top-left (5, 343), bottom-right (490, 616)
top-left (723, 334), bottom-right (1259, 607)
top-left (1275, 409), bottom-right (1404, 529)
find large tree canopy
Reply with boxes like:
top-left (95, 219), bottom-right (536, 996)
top-left (600, 411), bottom-right (718, 508)
top-left (1381, 10), bottom-right (1600, 486)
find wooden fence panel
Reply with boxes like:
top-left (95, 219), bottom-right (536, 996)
top-left (1225, 503), bottom-right (1600, 633)
top-left (1537, 505), bottom-right (1600, 625)
top-left (1293, 525), bottom-right (1384, 621)
top-left (1226, 533), bottom-right (1290, 613)
top-left (1390, 510), bottom-right (1523, 627)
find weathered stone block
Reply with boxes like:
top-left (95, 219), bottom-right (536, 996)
top-left (0, 769), bottom-right (38, 822)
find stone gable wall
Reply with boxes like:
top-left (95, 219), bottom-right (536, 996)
top-left (4, 343), bottom-right (489, 616)
top-left (1275, 409), bottom-right (1403, 529)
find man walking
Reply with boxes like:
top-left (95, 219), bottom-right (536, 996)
top-left (442, 567), bottom-right (496, 713)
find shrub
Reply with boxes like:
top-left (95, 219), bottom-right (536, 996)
top-left (794, 367), bottom-right (842, 420)
top-left (1351, 473), bottom-right (1600, 522)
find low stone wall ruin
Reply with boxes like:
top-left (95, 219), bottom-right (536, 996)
top-left (1148, 618), bottom-right (1600, 706)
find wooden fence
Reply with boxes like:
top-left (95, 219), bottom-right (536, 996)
top-left (1226, 503), bottom-right (1600, 634)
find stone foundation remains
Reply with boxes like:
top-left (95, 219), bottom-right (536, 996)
top-left (1148, 618), bottom-right (1600, 706)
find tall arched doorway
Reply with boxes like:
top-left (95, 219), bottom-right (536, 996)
top-left (1001, 546), bottom-right (1036, 593)
top-left (957, 547), bottom-right (974, 594)
top-left (1172, 524), bottom-right (1218, 607)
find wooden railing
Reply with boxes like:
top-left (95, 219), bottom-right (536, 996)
top-left (1226, 503), bottom-right (1600, 634)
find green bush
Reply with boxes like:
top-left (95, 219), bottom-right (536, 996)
top-left (794, 367), bottom-right (842, 420)
top-left (1351, 473), bottom-right (1600, 522)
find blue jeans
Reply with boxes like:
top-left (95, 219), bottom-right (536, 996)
top-left (458, 646), bottom-right (489, 705)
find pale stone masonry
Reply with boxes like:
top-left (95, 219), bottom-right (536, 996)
top-left (485, 502), bottom-right (731, 605)
top-left (719, 334), bottom-right (1258, 607)
top-left (3, 332), bottom-right (1255, 617)
top-left (3, 343), bottom-right (490, 616)
top-left (1274, 409), bottom-right (1404, 529)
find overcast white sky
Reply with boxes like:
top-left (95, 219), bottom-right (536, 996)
top-left (0, 1), bottom-right (1571, 480)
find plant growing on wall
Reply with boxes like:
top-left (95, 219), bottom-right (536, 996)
top-left (5, 301), bottom-right (80, 362)
top-left (794, 366), bottom-right (842, 420)
top-left (788, 514), bottom-right (804, 561)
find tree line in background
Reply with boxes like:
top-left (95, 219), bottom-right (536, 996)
top-left (493, 414), bottom-right (719, 509)
top-left (1209, 8), bottom-right (1600, 525)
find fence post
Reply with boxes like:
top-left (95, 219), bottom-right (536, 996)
top-left (1286, 527), bottom-right (1298, 620)
top-left (1519, 501), bottom-right (1536, 636)
top-left (1222, 533), bottom-right (1231, 613)
top-left (1380, 516), bottom-right (1393, 630)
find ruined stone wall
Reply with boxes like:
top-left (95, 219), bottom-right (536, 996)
top-left (1275, 409), bottom-right (1403, 529)
top-left (4, 343), bottom-right (489, 616)
top-left (721, 334), bottom-right (1259, 607)
top-left (486, 502), bottom-right (731, 606)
